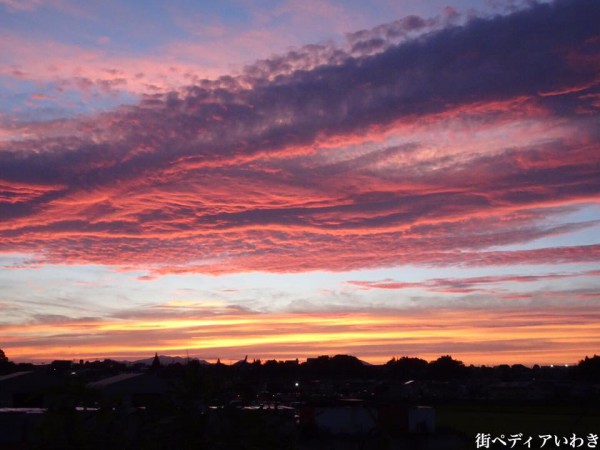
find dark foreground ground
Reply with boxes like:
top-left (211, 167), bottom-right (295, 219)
top-left (1, 354), bottom-right (599, 449)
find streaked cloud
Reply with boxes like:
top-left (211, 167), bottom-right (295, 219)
top-left (3, 306), bottom-right (599, 365)
top-left (0, 0), bottom-right (598, 365)
top-left (347, 270), bottom-right (600, 293)
top-left (0, 0), bottom-right (598, 276)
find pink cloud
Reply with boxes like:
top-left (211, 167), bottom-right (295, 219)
top-left (0, 180), bottom-right (64, 204)
top-left (3, 306), bottom-right (600, 365)
top-left (0, 0), bottom-right (598, 275)
top-left (0, 32), bottom-right (227, 98)
top-left (0, 0), bottom-right (43, 12)
top-left (348, 270), bottom-right (600, 293)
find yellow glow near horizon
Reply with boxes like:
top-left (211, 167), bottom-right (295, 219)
top-left (3, 308), bottom-right (600, 366)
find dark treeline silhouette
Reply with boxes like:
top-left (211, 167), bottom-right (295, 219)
top-left (1, 349), bottom-right (600, 449)
top-left (2, 350), bottom-right (600, 382)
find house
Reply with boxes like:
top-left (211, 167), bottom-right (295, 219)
top-left (0, 370), bottom-right (67, 408)
top-left (0, 372), bottom-right (32, 407)
top-left (87, 372), bottom-right (169, 407)
top-left (300, 399), bottom-right (435, 436)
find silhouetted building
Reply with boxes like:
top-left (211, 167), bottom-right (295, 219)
top-left (150, 352), bottom-right (161, 370)
top-left (300, 399), bottom-right (435, 436)
top-left (88, 372), bottom-right (169, 407)
top-left (0, 371), bottom-right (66, 407)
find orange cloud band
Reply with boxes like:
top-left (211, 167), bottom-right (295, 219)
top-left (3, 308), bottom-right (599, 366)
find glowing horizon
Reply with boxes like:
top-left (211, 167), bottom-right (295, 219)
top-left (1, 0), bottom-right (599, 366)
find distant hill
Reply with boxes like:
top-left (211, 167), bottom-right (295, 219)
top-left (131, 355), bottom-right (211, 366)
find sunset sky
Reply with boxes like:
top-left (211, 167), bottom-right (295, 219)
top-left (1, 0), bottom-right (599, 366)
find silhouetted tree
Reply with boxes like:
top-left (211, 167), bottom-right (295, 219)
top-left (305, 354), bottom-right (368, 378)
top-left (386, 356), bottom-right (428, 379)
top-left (0, 348), bottom-right (15, 374)
top-left (330, 354), bottom-right (365, 376)
top-left (576, 355), bottom-right (600, 381)
top-left (428, 355), bottom-right (467, 380)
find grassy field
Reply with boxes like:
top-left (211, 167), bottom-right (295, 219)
top-left (436, 404), bottom-right (600, 438)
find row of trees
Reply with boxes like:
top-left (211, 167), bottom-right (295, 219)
top-left (2, 349), bottom-right (599, 381)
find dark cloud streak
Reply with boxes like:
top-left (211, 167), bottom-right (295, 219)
top-left (0, 0), bottom-right (598, 274)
